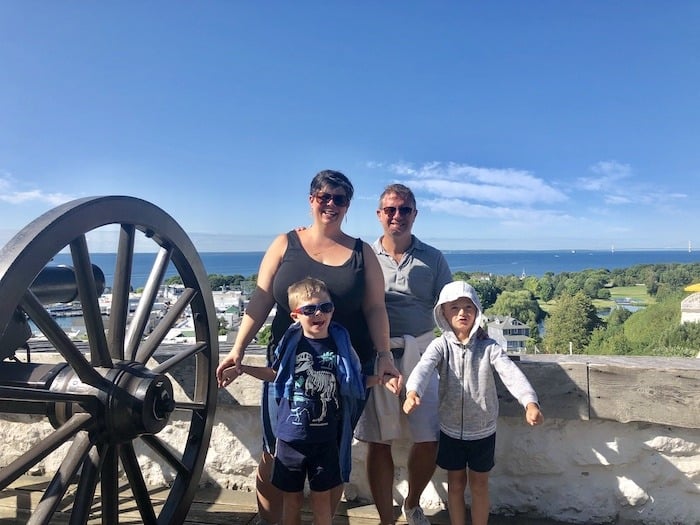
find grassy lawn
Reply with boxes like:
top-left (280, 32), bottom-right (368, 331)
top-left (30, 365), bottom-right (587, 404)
top-left (540, 284), bottom-right (655, 315)
top-left (608, 284), bottom-right (654, 303)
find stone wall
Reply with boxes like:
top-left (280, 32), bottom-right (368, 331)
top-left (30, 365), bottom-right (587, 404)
top-left (1, 351), bottom-right (698, 524)
top-left (208, 352), bottom-right (700, 525)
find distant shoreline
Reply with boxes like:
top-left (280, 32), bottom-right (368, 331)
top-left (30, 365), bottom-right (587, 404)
top-left (47, 249), bottom-right (700, 289)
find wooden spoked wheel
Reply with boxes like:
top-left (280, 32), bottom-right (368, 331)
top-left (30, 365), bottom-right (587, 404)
top-left (0, 196), bottom-right (218, 524)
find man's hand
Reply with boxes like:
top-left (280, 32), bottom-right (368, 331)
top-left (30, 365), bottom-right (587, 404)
top-left (376, 352), bottom-right (403, 394)
top-left (403, 391), bottom-right (420, 414)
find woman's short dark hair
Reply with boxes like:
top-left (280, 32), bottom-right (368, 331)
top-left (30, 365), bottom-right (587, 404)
top-left (310, 170), bottom-right (354, 201)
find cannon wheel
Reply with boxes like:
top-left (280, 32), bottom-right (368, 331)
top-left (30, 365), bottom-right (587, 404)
top-left (0, 196), bottom-right (218, 524)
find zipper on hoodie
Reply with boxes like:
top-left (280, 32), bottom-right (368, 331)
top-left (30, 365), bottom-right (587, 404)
top-left (459, 342), bottom-right (467, 439)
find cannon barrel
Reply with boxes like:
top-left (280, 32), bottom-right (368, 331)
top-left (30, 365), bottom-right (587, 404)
top-left (29, 264), bottom-right (106, 304)
top-left (0, 265), bottom-right (106, 361)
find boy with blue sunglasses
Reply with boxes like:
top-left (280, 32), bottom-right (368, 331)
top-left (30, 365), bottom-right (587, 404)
top-left (221, 276), bottom-right (379, 525)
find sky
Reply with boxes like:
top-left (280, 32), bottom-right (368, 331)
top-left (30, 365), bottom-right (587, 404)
top-left (1, 1), bottom-right (698, 254)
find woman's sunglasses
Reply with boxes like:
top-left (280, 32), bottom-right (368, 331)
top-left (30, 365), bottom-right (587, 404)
top-left (314, 192), bottom-right (349, 207)
top-left (293, 302), bottom-right (335, 316)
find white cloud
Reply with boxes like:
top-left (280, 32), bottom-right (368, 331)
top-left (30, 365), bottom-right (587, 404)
top-left (0, 175), bottom-right (75, 206)
top-left (577, 160), bottom-right (687, 208)
top-left (578, 160), bottom-right (632, 191)
top-left (385, 161), bottom-right (567, 205)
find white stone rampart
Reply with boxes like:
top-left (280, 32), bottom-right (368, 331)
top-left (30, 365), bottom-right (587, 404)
top-left (1, 351), bottom-right (698, 525)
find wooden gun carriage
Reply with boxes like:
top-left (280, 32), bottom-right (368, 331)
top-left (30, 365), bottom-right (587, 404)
top-left (0, 197), bottom-right (219, 524)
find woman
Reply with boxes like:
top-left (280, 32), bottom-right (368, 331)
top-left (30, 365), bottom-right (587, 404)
top-left (216, 169), bottom-right (401, 525)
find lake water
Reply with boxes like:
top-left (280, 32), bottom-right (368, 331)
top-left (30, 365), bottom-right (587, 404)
top-left (47, 249), bottom-right (700, 289)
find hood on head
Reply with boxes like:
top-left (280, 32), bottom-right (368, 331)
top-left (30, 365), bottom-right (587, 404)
top-left (433, 280), bottom-right (483, 339)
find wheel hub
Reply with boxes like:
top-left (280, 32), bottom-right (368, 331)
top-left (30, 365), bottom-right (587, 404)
top-left (49, 361), bottom-right (175, 442)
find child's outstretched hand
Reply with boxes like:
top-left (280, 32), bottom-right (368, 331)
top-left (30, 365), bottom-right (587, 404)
top-left (219, 366), bottom-right (244, 388)
top-left (403, 390), bottom-right (421, 414)
top-left (526, 402), bottom-right (544, 426)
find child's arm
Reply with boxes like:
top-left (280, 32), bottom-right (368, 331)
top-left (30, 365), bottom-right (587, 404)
top-left (365, 374), bottom-right (381, 388)
top-left (241, 364), bottom-right (277, 382)
top-left (402, 390), bottom-right (421, 414)
top-left (221, 364), bottom-right (276, 384)
top-left (525, 402), bottom-right (544, 426)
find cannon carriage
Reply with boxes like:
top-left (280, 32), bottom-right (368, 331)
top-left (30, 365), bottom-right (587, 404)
top-left (0, 196), bottom-right (219, 524)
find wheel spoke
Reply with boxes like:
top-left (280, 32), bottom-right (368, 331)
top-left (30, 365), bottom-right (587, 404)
top-left (173, 400), bottom-right (207, 411)
top-left (20, 291), bottom-right (105, 387)
top-left (68, 445), bottom-right (101, 525)
top-left (100, 445), bottom-right (119, 525)
top-left (140, 435), bottom-right (190, 477)
top-left (120, 443), bottom-right (158, 525)
top-left (29, 431), bottom-right (93, 525)
top-left (125, 246), bottom-right (173, 360)
top-left (70, 235), bottom-right (111, 367)
top-left (0, 413), bottom-right (92, 490)
top-left (108, 224), bottom-right (136, 360)
top-left (152, 341), bottom-right (207, 375)
top-left (134, 287), bottom-right (197, 364)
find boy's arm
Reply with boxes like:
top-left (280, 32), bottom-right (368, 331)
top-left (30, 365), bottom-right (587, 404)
top-left (239, 364), bottom-right (277, 382)
top-left (365, 374), bottom-right (381, 388)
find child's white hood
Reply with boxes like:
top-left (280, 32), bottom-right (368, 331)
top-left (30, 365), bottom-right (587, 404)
top-left (433, 280), bottom-right (484, 341)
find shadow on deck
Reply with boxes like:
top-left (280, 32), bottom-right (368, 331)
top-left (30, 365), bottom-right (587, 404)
top-left (0, 476), bottom-right (578, 524)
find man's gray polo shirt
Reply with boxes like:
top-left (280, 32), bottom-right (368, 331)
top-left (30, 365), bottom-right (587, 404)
top-left (373, 236), bottom-right (453, 337)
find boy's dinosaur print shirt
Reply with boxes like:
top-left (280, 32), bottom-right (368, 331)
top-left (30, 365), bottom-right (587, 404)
top-left (275, 336), bottom-right (340, 443)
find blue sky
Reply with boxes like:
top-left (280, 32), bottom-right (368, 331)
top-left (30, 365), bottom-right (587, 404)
top-left (1, 1), bottom-right (698, 253)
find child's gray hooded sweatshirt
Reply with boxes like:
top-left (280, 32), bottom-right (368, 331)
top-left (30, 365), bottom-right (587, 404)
top-left (405, 280), bottom-right (539, 441)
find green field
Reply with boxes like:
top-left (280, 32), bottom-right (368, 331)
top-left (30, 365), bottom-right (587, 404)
top-left (608, 284), bottom-right (653, 303)
top-left (539, 284), bottom-right (654, 315)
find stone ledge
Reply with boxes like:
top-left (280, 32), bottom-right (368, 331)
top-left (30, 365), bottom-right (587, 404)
top-left (221, 351), bottom-right (700, 429)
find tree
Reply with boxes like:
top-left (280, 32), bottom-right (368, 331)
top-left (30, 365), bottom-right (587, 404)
top-left (468, 279), bottom-right (501, 310)
top-left (542, 292), bottom-right (602, 354)
top-left (257, 325), bottom-right (272, 347)
top-left (488, 290), bottom-right (544, 333)
top-left (535, 275), bottom-right (556, 301)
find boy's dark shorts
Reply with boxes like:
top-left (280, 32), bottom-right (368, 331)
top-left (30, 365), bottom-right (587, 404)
top-left (436, 431), bottom-right (496, 472)
top-left (271, 439), bottom-right (342, 493)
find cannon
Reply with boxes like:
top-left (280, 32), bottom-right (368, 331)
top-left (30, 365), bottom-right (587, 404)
top-left (0, 196), bottom-right (218, 524)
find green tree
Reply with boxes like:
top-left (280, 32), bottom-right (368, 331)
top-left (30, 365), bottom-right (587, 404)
top-left (469, 279), bottom-right (501, 310)
top-left (257, 325), bottom-right (272, 347)
top-left (535, 275), bottom-right (556, 301)
top-left (488, 289), bottom-right (544, 332)
top-left (542, 292), bottom-right (602, 354)
top-left (655, 322), bottom-right (700, 357)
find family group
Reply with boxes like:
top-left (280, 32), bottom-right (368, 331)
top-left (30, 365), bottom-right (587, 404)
top-left (216, 171), bottom-right (543, 525)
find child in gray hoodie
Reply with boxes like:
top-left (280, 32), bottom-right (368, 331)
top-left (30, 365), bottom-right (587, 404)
top-left (403, 280), bottom-right (543, 525)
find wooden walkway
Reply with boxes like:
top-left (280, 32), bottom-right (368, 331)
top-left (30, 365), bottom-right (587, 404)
top-left (0, 476), bottom-right (575, 525)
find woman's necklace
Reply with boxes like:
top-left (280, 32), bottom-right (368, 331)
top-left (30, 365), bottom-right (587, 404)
top-left (307, 230), bottom-right (344, 258)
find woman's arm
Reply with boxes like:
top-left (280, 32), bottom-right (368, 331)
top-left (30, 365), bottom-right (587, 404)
top-left (216, 233), bottom-right (287, 387)
top-left (361, 242), bottom-right (402, 393)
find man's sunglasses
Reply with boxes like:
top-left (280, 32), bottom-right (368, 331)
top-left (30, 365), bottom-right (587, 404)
top-left (382, 206), bottom-right (414, 216)
top-left (314, 192), bottom-right (349, 207)
top-left (293, 302), bottom-right (335, 316)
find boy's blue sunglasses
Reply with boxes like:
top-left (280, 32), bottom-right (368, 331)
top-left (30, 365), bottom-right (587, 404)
top-left (293, 302), bottom-right (335, 316)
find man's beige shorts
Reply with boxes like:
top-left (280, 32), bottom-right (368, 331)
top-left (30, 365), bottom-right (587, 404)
top-left (354, 356), bottom-right (439, 444)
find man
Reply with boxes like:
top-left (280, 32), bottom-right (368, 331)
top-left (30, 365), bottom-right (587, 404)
top-left (354, 184), bottom-right (452, 525)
